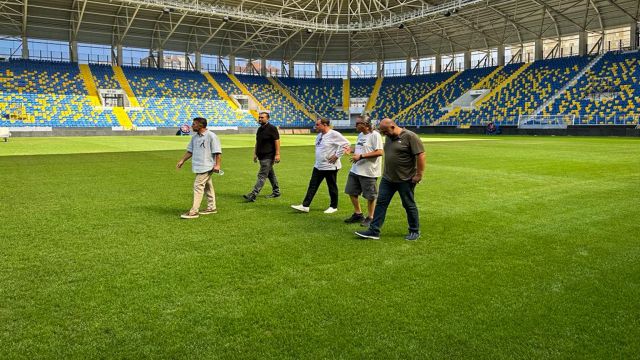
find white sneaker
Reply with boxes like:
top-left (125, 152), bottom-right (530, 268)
top-left (291, 204), bottom-right (310, 213)
top-left (324, 207), bottom-right (338, 214)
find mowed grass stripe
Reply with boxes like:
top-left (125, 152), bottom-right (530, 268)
top-left (0, 134), bottom-right (496, 157)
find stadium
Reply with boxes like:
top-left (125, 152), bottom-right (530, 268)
top-left (1, 0), bottom-right (639, 358)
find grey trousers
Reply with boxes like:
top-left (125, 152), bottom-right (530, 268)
top-left (251, 158), bottom-right (280, 196)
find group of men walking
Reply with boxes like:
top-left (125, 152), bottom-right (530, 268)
top-left (176, 113), bottom-right (425, 241)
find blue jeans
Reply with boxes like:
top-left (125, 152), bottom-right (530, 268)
top-left (369, 177), bottom-right (419, 235)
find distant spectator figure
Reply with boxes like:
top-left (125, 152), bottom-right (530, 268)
top-left (0, 127), bottom-right (10, 142)
top-left (355, 118), bottom-right (425, 241)
top-left (343, 115), bottom-right (384, 227)
top-left (176, 124), bottom-right (191, 136)
top-left (243, 111), bottom-right (281, 202)
top-left (176, 117), bottom-right (222, 219)
top-left (486, 121), bottom-right (501, 135)
top-left (291, 118), bottom-right (350, 214)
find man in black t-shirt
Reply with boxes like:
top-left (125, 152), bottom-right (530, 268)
top-left (243, 112), bottom-right (281, 202)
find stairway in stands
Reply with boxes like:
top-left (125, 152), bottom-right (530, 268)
top-left (532, 53), bottom-right (606, 116)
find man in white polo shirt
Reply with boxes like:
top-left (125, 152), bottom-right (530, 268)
top-left (343, 115), bottom-right (384, 227)
top-left (291, 118), bottom-right (350, 214)
top-left (176, 117), bottom-right (222, 219)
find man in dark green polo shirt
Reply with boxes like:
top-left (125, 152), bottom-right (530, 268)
top-left (355, 118), bottom-right (425, 241)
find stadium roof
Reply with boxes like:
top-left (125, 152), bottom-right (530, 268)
top-left (0, 0), bottom-right (638, 62)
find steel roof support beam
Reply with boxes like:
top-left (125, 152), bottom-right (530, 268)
top-left (160, 11), bottom-right (187, 48)
top-left (22, 0), bottom-right (28, 58)
top-left (528, 0), bottom-right (584, 31)
top-left (197, 21), bottom-right (226, 52)
top-left (22, 0), bottom-right (27, 35)
top-left (71, 0), bottom-right (87, 40)
top-left (603, 0), bottom-right (637, 21)
top-left (119, 4), bottom-right (140, 44)
top-left (0, 0), bottom-right (26, 38)
top-left (112, 0), bottom-right (487, 32)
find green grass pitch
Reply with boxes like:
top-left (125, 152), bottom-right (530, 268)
top-left (1, 134), bottom-right (639, 358)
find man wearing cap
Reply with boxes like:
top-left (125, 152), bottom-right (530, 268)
top-left (343, 115), bottom-right (384, 227)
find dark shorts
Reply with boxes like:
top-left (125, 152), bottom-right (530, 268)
top-left (345, 172), bottom-right (378, 200)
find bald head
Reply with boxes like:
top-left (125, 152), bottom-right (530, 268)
top-left (379, 118), bottom-right (400, 137)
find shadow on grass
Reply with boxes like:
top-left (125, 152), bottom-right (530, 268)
top-left (138, 204), bottom-right (182, 217)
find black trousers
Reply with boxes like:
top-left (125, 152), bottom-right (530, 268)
top-left (302, 167), bottom-right (339, 208)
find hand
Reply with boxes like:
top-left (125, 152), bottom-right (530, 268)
top-left (343, 145), bottom-right (352, 154)
top-left (213, 165), bottom-right (221, 173)
top-left (253, 155), bottom-right (257, 163)
top-left (327, 155), bottom-right (339, 164)
top-left (274, 154), bottom-right (280, 163)
top-left (176, 160), bottom-right (184, 169)
top-left (411, 174), bottom-right (423, 184)
top-left (350, 154), bottom-right (361, 163)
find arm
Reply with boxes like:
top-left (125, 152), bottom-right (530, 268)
top-left (274, 139), bottom-right (281, 163)
top-left (210, 134), bottom-right (222, 172)
top-left (335, 133), bottom-right (350, 157)
top-left (176, 152), bottom-right (192, 169)
top-left (213, 153), bottom-right (222, 172)
top-left (327, 132), bottom-right (350, 164)
top-left (352, 149), bottom-right (383, 163)
top-left (253, 144), bottom-right (258, 163)
top-left (352, 132), bottom-right (384, 162)
top-left (411, 152), bottom-right (426, 184)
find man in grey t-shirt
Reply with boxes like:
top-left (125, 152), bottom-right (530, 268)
top-left (356, 118), bottom-right (425, 241)
top-left (176, 117), bottom-right (222, 219)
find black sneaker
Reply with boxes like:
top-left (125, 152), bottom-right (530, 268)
top-left (355, 229), bottom-right (380, 240)
top-left (243, 193), bottom-right (256, 202)
top-left (360, 217), bottom-right (373, 227)
top-left (265, 193), bottom-right (281, 198)
top-left (405, 232), bottom-right (420, 241)
top-left (344, 213), bottom-right (364, 223)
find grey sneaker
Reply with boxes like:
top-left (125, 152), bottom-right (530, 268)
top-left (355, 229), bottom-right (380, 240)
top-left (265, 193), bottom-right (281, 198)
top-left (360, 217), bottom-right (373, 227)
top-left (243, 193), bottom-right (256, 202)
top-left (405, 232), bottom-right (421, 241)
top-left (180, 211), bottom-right (199, 219)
